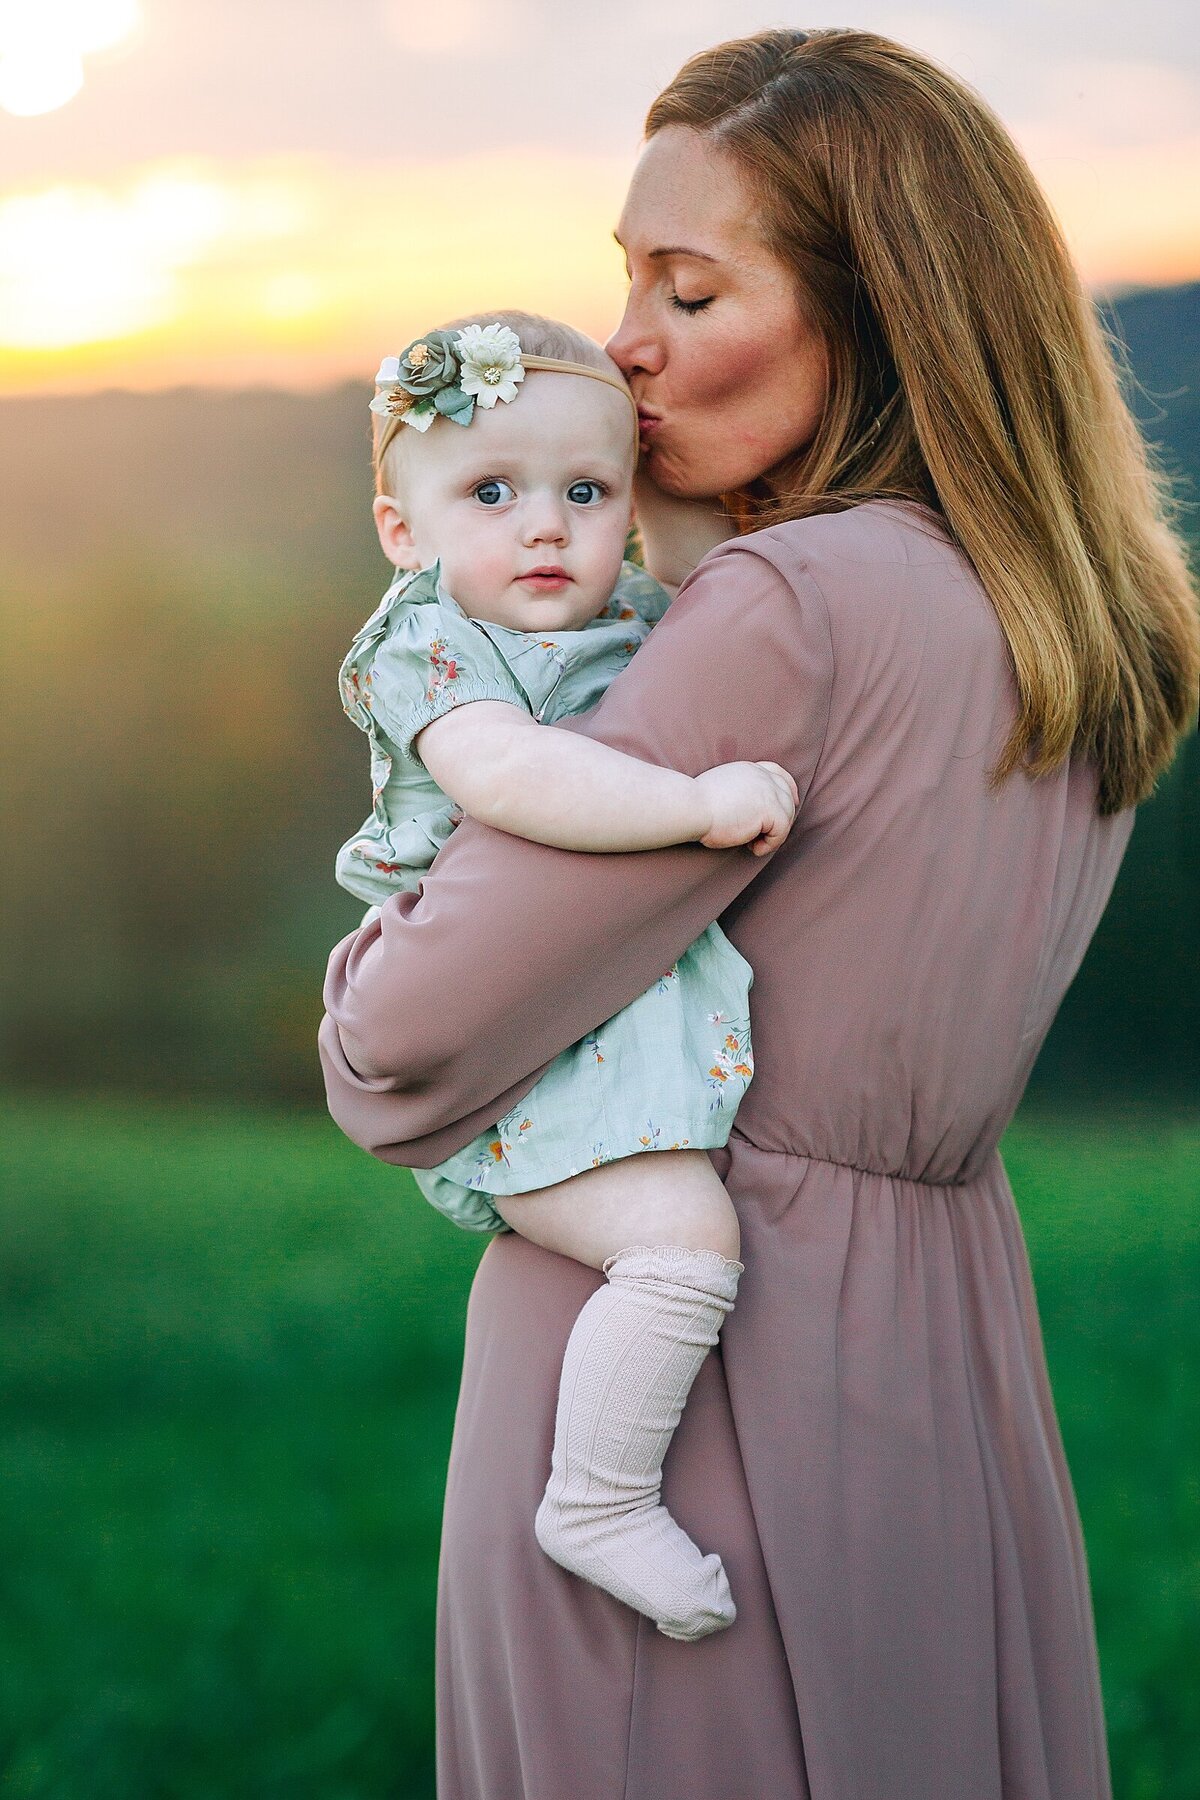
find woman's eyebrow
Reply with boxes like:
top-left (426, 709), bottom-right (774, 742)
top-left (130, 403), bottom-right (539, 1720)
top-left (612, 231), bottom-right (718, 263)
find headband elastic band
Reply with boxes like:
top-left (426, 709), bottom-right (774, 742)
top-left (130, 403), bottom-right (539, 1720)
top-left (519, 354), bottom-right (639, 417)
top-left (374, 354), bottom-right (638, 474)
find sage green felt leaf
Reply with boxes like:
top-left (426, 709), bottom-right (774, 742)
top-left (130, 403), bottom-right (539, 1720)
top-left (434, 386), bottom-right (475, 422)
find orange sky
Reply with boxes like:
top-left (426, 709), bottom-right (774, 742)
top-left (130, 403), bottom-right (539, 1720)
top-left (1, 2), bottom-right (1197, 396)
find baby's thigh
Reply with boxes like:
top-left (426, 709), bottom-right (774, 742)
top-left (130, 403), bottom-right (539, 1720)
top-left (492, 1147), bottom-right (740, 1271)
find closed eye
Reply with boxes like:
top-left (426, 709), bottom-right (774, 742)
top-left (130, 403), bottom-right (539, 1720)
top-left (671, 294), bottom-right (714, 314)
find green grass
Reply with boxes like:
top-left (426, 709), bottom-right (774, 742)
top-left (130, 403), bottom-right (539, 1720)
top-left (0, 1094), bottom-right (486, 1800)
top-left (1001, 1109), bottom-right (1200, 1800)
top-left (0, 1094), bottom-right (1196, 1799)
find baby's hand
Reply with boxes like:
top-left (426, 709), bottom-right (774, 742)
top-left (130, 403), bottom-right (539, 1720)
top-left (694, 761), bottom-right (800, 856)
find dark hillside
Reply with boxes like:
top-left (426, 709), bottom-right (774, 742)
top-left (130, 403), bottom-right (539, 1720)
top-left (1, 285), bottom-right (1196, 1100)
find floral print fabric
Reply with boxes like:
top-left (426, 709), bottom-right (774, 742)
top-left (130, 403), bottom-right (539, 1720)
top-left (335, 556), bottom-right (756, 1234)
top-left (335, 557), bottom-right (672, 905)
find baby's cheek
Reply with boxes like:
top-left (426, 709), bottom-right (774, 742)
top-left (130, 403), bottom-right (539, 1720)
top-left (583, 510), bottom-right (634, 581)
top-left (439, 534), bottom-right (511, 611)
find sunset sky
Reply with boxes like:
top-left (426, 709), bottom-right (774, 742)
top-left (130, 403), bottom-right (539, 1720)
top-left (1, 0), bottom-right (1197, 395)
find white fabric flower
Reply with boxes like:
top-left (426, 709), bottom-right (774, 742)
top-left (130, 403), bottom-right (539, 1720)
top-left (369, 354), bottom-right (408, 418)
top-left (455, 322), bottom-right (526, 409)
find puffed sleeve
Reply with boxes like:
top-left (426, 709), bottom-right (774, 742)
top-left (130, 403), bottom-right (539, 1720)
top-left (318, 541), bottom-right (834, 1165)
top-left (359, 600), bottom-right (532, 773)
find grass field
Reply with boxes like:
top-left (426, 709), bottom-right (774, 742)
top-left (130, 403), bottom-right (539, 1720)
top-left (1, 1094), bottom-right (1196, 1799)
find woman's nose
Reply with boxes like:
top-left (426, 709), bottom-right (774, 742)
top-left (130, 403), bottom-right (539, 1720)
top-left (604, 298), bottom-right (664, 381)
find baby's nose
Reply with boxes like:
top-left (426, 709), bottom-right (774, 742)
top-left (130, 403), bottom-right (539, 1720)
top-left (521, 495), bottom-right (569, 543)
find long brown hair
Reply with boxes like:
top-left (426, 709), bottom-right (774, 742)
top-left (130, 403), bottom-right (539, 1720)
top-left (645, 28), bottom-right (1200, 814)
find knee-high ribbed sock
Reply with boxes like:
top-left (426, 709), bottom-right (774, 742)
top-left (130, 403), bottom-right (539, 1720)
top-left (533, 1241), bottom-right (744, 1643)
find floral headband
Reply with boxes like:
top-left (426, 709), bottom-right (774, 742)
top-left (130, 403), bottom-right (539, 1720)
top-left (370, 321), bottom-right (638, 468)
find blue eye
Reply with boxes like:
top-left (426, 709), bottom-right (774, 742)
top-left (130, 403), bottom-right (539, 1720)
top-left (474, 479), bottom-right (515, 505)
top-left (567, 480), bottom-right (606, 505)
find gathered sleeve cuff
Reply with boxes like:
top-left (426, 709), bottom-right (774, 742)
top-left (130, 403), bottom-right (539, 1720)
top-left (359, 602), bottom-right (531, 772)
top-left (318, 541), bottom-right (834, 1166)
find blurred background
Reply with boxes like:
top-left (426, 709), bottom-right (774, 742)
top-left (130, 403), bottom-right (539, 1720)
top-left (0, 3), bottom-right (1196, 1796)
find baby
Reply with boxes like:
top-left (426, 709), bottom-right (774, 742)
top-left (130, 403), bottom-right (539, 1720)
top-left (335, 309), bottom-right (798, 1644)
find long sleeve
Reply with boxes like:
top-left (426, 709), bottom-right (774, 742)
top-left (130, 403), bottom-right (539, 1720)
top-left (318, 539), bottom-right (835, 1165)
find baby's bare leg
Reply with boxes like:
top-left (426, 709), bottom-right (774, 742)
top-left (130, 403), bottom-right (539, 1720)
top-left (491, 1147), bottom-right (740, 1270)
top-left (495, 1150), bottom-right (744, 1644)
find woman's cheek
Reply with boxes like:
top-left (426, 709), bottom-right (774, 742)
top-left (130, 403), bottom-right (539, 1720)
top-left (687, 347), bottom-right (782, 455)
top-left (692, 313), bottom-right (825, 453)
top-left (684, 328), bottom-right (763, 413)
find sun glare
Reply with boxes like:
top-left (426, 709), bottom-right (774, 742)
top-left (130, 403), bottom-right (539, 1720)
top-left (0, 138), bottom-right (1194, 396)
top-left (0, 171), bottom-right (231, 348)
top-left (0, 0), bottom-right (138, 117)
top-left (0, 152), bottom-right (631, 388)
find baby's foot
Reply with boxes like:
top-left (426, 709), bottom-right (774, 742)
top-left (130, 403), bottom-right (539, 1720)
top-left (534, 1487), bottom-right (736, 1642)
top-left (533, 1241), bottom-right (744, 1642)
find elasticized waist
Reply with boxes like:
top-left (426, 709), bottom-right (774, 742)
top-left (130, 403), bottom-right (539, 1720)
top-left (728, 1127), bottom-right (999, 1189)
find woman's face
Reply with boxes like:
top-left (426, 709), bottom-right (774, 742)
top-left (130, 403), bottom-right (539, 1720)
top-left (606, 125), bottom-right (829, 499)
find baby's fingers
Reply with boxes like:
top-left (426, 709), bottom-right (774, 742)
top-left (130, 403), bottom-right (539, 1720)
top-left (750, 809), bottom-right (789, 856)
top-left (755, 760), bottom-right (800, 811)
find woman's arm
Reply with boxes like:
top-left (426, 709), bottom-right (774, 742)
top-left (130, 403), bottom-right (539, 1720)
top-left (415, 700), bottom-right (797, 855)
top-left (318, 540), bottom-right (834, 1166)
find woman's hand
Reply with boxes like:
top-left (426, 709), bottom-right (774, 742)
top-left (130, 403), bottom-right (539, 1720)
top-left (693, 760), bottom-right (800, 856)
top-left (633, 463), bottom-right (738, 592)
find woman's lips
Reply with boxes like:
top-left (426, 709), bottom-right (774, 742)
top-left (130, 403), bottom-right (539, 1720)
top-left (637, 410), bottom-right (662, 439)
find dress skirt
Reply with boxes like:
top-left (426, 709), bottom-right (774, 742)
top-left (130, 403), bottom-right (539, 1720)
top-left (434, 1129), bottom-right (1112, 1800)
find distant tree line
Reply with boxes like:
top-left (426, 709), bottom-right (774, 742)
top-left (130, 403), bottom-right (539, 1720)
top-left (1, 285), bottom-right (1197, 1107)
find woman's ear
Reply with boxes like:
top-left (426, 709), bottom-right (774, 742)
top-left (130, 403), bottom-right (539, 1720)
top-left (372, 493), bottom-right (422, 570)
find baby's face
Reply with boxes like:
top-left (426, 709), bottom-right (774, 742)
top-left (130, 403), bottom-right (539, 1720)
top-left (378, 372), bottom-right (637, 631)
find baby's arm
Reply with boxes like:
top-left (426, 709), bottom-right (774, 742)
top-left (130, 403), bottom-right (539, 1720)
top-left (415, 702), bottom-right (799, 858)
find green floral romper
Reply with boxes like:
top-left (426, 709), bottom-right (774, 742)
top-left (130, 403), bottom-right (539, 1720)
top-left (336, 557), bottom-right (756, 1234)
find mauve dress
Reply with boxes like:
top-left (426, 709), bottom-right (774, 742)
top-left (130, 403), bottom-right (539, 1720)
top-left (319, 498), bottom-right (1134, 1800)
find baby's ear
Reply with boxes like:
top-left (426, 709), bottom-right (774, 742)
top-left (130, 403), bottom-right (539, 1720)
top-left (372, 494), bottom-right (422, 570)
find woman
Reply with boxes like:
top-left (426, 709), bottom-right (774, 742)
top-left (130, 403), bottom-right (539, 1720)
top-left (319, 30), bottom-right (1199, 1800)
